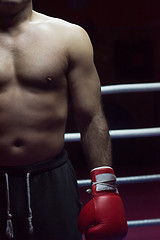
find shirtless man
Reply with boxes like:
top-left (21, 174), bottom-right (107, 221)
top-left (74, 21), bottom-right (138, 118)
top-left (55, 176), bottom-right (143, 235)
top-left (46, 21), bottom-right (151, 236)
top-left (0, 0), bottom-right (128, 240)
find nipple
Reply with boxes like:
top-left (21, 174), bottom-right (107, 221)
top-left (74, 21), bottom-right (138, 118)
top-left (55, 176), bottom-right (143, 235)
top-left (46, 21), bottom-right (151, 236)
top-left (46, 76), bottom-right (53, 84)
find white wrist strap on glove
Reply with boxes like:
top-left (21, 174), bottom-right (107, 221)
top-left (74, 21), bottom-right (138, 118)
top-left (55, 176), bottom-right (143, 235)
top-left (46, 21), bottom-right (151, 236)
top-left (92, 173), bottom-right (117, 191)
top-left (91, 166), bottom-right (118, 193)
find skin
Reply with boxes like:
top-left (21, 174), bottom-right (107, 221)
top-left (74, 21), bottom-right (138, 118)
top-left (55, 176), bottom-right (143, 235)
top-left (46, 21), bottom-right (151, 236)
top-left (0, 0), bottom-right (111, 168)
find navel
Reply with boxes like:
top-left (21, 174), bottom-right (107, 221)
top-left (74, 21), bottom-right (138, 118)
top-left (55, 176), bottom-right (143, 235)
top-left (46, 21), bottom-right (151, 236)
top-left (13, 139), bottom-right (24, 148)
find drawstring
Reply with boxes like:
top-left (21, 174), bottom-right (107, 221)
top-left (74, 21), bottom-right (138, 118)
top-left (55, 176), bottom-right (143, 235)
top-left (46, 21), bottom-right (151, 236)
top-left (4, 172), bottom-right (34, 239)
top-left (5, 173), bottom-right (14, 239)
top-left (26, 172), bottom-right (33, 234)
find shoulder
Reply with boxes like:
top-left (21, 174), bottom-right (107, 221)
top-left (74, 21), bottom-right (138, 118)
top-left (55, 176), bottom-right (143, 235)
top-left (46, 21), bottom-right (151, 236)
top-left (33, 11), bottom-right (91, 40)
top-left (32, 11), bottom-right (93, 58)
top-left (32, 11), bottom-right (81, 32)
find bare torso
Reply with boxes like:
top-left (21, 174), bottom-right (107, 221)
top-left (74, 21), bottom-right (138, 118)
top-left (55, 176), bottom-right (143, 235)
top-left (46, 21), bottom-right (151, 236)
top-left (0, 12), bottom-right (70, 166)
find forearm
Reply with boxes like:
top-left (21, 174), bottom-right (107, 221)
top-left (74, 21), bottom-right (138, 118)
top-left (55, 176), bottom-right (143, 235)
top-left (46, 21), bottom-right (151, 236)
top-left (80, 112), bottom-right (112, 170)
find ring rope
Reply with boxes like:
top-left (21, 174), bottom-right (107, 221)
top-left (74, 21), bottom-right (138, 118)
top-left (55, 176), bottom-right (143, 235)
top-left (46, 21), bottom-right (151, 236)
top-left (65, 127), bottom-right (160, 142)
top-left (101, 82), bottom-right (160, 95)
top-left (127, 218), bottom-right (160, 227)
top-left (77, 174), bottom-right (160, 187)
top-left (116, 174), bottom-right (160, 184)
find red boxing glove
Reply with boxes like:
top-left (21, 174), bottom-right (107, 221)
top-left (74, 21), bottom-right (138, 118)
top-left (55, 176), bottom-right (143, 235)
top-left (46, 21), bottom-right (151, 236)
top-left (78, 167), bottom-right (128, 240)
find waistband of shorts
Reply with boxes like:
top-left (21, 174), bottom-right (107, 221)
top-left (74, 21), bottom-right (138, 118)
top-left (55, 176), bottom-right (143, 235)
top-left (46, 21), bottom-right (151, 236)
top-left (0, 149), bottom-right (68, 176)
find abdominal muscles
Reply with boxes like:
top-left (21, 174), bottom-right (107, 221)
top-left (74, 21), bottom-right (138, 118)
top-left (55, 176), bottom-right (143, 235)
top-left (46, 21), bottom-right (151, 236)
top-left (0, 89), bottom-right (68, 166)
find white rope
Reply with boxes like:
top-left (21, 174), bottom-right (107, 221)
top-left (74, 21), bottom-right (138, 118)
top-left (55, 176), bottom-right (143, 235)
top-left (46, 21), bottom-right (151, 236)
top-left (64, 127), bottom-right (160, 142)
top-left (117, 174), bottom-right (160, 184)
top-left (128, 218), bottom-right (160, 227)
top-left (77, 174), bottom-right (160, 187)
top-left (65, 133), bottom-right (80, 142)
top-left (109, 127), bottom-right (160, 139)
top-left (101, 82), bottom-right (160, 95)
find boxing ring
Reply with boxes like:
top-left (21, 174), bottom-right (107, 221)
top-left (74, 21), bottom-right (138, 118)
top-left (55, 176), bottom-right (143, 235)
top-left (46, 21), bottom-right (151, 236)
top-left (65, 82), bottom-right (160, 234)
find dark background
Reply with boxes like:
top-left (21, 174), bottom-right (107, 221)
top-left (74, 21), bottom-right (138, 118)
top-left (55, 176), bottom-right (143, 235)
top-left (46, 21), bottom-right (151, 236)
top-left (33, 0), bottom-right (160, 177)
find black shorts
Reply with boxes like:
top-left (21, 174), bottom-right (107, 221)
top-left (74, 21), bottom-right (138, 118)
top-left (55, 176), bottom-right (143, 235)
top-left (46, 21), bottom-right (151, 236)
top-left (0, 150), bottom-right (82, 240)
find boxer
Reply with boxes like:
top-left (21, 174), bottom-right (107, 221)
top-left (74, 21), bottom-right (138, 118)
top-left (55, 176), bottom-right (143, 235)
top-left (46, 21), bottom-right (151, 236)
top-left (0, 0), bottom-right (127, 239)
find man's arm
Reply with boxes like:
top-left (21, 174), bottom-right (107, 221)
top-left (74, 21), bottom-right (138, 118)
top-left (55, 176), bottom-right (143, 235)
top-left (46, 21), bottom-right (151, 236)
top-left (67, 25), bottom-right (128, 240)
top-left (67, 25), bottom-right (111, 170)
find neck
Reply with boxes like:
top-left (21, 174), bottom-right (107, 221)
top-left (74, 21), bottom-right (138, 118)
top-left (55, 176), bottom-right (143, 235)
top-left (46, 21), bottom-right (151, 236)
top-left (0, 1), bottom-right (33, 31)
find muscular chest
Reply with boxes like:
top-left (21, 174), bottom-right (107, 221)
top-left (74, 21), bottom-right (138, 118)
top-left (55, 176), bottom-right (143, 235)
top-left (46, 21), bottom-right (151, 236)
top-left (0, 28), bottom-right (68, 90)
